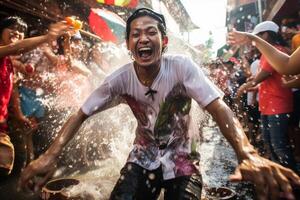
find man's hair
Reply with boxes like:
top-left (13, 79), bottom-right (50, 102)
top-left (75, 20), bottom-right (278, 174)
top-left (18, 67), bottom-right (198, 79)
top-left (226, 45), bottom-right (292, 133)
top-left (0, 16), bottom-right (27, 36)
top-left (126, 8), bottom-right (167, 40)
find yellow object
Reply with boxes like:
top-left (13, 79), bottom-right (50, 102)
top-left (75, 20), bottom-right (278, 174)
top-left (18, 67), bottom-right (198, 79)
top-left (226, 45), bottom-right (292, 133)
top-left (73, 20), bottom-right (83, 30)
top-left (292, 33), bottom-right (300, 52)
top-left (65, 16), bottom-right (82, 30)
top-left (0, 132), bottom-right (14, 175)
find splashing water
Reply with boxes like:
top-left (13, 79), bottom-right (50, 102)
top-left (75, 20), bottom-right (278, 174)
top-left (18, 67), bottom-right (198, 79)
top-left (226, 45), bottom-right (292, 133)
top-left (34, 41), bottom-right (253, 199)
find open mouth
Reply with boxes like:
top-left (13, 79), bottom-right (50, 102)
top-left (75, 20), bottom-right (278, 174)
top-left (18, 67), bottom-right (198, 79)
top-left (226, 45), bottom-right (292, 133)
top-left (9, 33), bottom-right (20, 43)
top-left (138, 47), bottom-right (153, 60)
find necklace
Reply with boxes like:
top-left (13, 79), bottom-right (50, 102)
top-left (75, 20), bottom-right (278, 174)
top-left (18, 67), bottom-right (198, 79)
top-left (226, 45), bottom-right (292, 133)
top-left (135, 63), bottom-right (161, 86)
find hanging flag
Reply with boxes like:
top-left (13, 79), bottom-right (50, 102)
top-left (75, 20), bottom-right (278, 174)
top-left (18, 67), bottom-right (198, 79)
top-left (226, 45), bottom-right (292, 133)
top-left (89, 8), bottom-right (126, 44)
top-left (96, 0), bottom-right (138, 8)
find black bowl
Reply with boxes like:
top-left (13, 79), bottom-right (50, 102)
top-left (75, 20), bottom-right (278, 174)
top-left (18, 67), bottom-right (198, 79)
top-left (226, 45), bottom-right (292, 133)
top-left (205, 187), bottom-right (236, 200)
top-left (41, 178), bottom-right (80, 200)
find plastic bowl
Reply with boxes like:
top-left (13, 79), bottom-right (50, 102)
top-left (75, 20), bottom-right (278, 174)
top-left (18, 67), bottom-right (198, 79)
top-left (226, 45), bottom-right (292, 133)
top-left (41, 178), bottom-right (80, 200)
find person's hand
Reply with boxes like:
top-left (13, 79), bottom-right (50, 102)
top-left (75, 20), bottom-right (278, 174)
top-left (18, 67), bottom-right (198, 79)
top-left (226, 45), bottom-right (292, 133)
top-left (230, 154), bottom-right (300, 200)
top-left (18, 154), bottom-right (57, 192)
top-left (17, 116), bottom-right (37, 130)
top-left (236, 83), bottom-right (248, 99)
top-left (228, 29), bottom-right (252, 46)
top-left (47, 21), bottom-right (71, 41)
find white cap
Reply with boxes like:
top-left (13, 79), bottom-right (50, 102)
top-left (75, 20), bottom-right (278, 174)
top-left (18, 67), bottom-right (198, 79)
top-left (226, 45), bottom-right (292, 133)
top-left (252, 21), bottom-right (279, 35)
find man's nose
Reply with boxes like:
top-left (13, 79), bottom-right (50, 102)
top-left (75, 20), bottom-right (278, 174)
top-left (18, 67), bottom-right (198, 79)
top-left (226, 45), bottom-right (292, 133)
top-left (139, 33), bottom-right (149, 43)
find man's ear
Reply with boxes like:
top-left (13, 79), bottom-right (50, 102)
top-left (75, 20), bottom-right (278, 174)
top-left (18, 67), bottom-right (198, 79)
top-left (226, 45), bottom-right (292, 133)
top-left (162, 36), bottom-right (168, 47)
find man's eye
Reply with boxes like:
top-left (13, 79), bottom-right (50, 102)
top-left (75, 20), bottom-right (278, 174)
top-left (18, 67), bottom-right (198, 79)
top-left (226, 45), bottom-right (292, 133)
top-left (149, 31), bottom-right (157, 36)
top-left (131, 33), bottom-right (139, 37)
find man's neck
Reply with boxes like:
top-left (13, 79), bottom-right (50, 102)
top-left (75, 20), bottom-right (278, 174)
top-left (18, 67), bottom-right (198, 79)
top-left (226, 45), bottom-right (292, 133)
top-left (134, 62), bottom-right (161, 87)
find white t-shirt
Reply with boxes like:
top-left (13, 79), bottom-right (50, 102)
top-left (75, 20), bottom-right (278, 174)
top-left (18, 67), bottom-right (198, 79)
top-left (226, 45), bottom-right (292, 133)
top-left (81, 54), bottom-right (222, 179)
top-left (247, 59), bottom-right (260, 105)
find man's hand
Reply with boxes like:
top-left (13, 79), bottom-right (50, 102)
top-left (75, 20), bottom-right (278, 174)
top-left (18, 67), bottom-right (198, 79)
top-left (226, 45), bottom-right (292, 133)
top-left (230, 154), bottom-right (300, 200)
top-left (18, 154), bottom-right (56, 192)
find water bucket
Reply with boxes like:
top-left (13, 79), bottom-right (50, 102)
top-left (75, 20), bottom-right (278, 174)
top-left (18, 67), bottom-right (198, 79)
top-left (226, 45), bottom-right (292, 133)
top-left (41, 178), bottom-right (80, 200)
top-left (205, 187), bottom-right (236, 200)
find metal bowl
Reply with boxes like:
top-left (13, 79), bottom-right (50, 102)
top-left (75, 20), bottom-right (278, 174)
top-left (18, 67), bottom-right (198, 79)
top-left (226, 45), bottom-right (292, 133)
top-left (205, 186), bottom-right (236, 200)
top-left (41, 178), bottom-right (80, 200)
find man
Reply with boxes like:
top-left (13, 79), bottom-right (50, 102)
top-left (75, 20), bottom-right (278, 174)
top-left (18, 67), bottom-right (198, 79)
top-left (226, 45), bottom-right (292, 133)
top-left (20, 9), bottom-right (300, 200)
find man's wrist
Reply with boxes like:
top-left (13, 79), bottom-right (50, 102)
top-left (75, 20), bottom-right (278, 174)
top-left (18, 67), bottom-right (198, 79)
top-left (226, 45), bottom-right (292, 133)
top-left (237, 146), bottom-right (258, 163)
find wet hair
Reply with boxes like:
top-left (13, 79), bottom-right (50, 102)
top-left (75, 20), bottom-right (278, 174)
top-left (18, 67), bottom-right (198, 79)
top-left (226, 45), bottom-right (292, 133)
top-left (0, 16), bottom-right (27, 36)
top-left (126, 8), bottom-right (167, 41)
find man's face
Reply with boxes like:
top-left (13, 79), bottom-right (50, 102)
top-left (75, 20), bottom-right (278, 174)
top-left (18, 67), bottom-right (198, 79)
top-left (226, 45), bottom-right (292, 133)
top-left (1, 24), bottom-right (25, 45)
top-left (126, 16), bottom-right (168, 68)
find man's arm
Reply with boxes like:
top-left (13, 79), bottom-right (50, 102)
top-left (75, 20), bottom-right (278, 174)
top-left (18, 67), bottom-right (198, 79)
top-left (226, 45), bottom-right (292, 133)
top-left (228, 30), bottom-right (300, 75)
top-left (43, 109), bottom-right (88, 159)
top-left (19, 109), bottom-right (88, 189)
top-left (205, 98), bottom-right (300, 199)
top-left (205, 98), bottom-right (256, 162)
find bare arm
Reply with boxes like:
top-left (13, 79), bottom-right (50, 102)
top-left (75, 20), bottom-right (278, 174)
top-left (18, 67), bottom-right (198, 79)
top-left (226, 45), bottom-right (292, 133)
top-left (69, 60), bottom-right (92, 76)
top-left (205, 98), bottom-right (300, 199)
top-left (228, 30), bottom-right (300, 75)
top-left (236, 69), bottom-right (270, 98)
top-left (205, 98), bottom-right (256, 162)
top-left (0, 22), bottom-right (69, 58)
top-left (0, 36), bottom-right (49, 58)
top-left (42, 45), bottom-right (59, 66)
top-left (282, 75), bottom-right (300, 88)
top-left (43, 109), bottom-right (88, 159)
top-left (19, 109), bottom-right (89, 189)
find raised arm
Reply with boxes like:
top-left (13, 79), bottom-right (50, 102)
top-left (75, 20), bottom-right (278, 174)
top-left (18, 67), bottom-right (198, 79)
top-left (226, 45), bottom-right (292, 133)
top-left (19, 109), bottom-right (88, 190)
top-left (0, 22), bottom-right (69, 58)
top-left (228, 30), bottom-right (300, 75)
top-left (205, 98), bottom-right (300, 199)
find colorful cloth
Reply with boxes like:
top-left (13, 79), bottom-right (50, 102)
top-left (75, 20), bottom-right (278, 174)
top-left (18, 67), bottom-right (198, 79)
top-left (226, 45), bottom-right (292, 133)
top-left (258, 45), bottom-right (293, 115)
top-left (0, 131), bottom-right (14, 175)
top-left (96, 0), bottom-right (138, 8)
top-left (0, 56), bottom-right (13, 131)
top-left (19, 86), bottom-right (45, 118)
top-left (81, 55), bottom-right (222, 180)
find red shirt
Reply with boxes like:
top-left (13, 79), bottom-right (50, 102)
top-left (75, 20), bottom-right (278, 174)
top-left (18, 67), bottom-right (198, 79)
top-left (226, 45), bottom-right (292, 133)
top-left (258, 46), bottom-right (293, 115)
top-left (0, 56), bottom-right (13, 131)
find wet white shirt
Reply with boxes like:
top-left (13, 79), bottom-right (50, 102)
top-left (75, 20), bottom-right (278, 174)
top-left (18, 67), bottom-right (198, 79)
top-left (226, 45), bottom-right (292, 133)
top-left (81, 54), bottom-right (222, 179)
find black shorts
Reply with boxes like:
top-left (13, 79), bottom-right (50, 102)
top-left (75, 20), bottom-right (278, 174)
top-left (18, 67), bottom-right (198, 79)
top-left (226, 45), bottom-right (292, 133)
top-left (110, 162), bottom-right (203, 200)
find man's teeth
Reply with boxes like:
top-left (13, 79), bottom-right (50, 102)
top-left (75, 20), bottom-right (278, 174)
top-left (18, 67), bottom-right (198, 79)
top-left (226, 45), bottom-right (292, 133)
top-left (139, 47), bottom-right (151, 51)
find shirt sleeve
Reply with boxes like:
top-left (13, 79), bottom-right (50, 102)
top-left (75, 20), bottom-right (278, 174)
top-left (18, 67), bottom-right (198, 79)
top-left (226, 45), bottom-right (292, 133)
top-left (81, 78), bottom-right (117, 116)
top-left (181, 57), bottom-right (223, 108)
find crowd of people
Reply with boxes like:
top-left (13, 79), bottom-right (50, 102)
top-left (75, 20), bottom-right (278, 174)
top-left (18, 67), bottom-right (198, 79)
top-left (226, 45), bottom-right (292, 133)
top-left (208, 17), bottom-right (300, 176)
top-left (0, 16), bottom-right (115, 176)
top-left (1, 7), bottom-right (300, 200)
